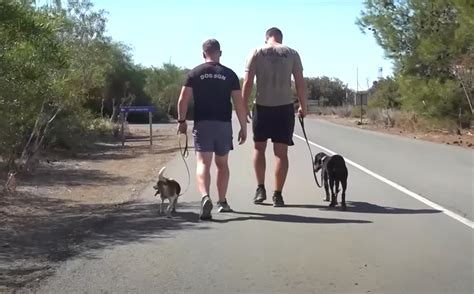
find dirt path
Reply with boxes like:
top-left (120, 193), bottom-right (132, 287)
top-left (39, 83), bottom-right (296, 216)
top-left (315, 115), bottom-right (474, 149)
top-left (0, 124), bottom-right (180, 293)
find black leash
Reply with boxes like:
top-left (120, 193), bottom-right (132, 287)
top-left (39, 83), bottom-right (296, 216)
top-left (298, 116), bottom-right (322, 188)
top-left (177, 132), bottom-right (190, 196)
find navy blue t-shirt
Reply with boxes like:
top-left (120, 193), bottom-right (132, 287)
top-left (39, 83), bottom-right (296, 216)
top-left (185, 62), bottom-right (240, 122)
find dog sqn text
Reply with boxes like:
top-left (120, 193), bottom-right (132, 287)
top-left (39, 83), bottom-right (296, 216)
top-left (200, 73), bottom-right (227, 81)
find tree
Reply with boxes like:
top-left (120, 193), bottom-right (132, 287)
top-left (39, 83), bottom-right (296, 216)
top-left (144, 63), bottom-right (187, 120)
top-left (368, 77), bottom-right (401, 109)
top-left (1, 0), bottom-right (207, 176)
top-left (305, 76), bottom-right (349, 106)
top-left (357, 0), bottom-right (474, 120)
top-left (0, 2), bottom-right (69, 169)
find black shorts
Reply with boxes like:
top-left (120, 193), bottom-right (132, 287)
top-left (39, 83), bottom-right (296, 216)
top-left (252, 103), bottom-right (295, 146)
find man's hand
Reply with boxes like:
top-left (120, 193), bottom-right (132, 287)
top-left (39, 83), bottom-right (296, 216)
top-left (298, 106), bottom-right (307, 118)
top-left (177, 121), bottom-right (187, 134)
top-left (246, 110), bottom-right (252, 123)
top-left (238, 128), bottom-right (247, 145)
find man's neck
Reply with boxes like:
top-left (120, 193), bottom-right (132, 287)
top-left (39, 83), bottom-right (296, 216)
top-left (266, 38), bottom-right (281, 46)
top-left (205, 57), bottom-right (220, 63)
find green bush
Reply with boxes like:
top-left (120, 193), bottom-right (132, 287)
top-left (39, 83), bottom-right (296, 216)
top-left (47, 109), bottom-right (113, 150)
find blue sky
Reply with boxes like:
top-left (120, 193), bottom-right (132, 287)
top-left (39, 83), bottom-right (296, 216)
top-left (90, 0), bottom-right (393, 90)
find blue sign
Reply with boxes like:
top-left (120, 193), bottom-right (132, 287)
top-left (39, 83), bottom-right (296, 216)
top-left (120, 106), bottom-right (156, 113)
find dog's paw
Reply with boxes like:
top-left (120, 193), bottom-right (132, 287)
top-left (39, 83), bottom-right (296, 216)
top-left (341, 203), bottom-right (347, 211)
top-left (329, 202), bottom-right (337, 207)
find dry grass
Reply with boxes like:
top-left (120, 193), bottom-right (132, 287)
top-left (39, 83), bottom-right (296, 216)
top-left (314, 106), bottom-right (468, 134)
top-left (313, 106), bottom-right (473, 148)
top-left (313, 105), bottom-right (354, 118)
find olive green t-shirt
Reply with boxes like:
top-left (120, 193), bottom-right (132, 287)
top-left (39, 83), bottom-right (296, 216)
top-left (245, 44), bottom-right (303, 107)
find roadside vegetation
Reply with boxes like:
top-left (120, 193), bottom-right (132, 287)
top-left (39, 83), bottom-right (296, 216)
top-left (0, 0), bottom-right (187, 177)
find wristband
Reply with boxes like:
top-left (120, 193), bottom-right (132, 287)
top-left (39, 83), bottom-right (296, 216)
top-left (178, 120), bottom-right (186, 123)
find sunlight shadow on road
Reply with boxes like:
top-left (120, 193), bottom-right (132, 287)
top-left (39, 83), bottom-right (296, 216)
top-left (0, 196), bottom-right (206, 290)
top-left (211, 211), bottom-right (372, 224)
top-left (285, 201), bottom-right (442, 214)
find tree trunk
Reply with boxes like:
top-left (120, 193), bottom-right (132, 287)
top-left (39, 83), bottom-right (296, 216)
top-left (101, 98), bottom-right (105, 118)
top-left (20, 103), bottom-right (61, 172)
top-left (110, 98), bottom-right (118, 122)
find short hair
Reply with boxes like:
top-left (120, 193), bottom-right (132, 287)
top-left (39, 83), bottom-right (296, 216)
top-left (265, 27), bottom-right (283, 41)
top-left (202, 39), bottom-right (221, 54)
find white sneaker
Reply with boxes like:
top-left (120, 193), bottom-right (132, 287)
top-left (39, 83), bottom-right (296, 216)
top-left (199, 195), bottom-right (213, 220)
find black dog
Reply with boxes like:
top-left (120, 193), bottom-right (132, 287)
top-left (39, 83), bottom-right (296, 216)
top-left (314, 152), bottom-right (348, 210)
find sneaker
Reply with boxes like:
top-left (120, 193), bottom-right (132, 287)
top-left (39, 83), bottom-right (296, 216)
top-left (253, 186), bottom-right (267, 204)
top-left (217, 200), bottom-right (233, 213)
top-left (200, 195), bottom-right (213, 220)
top-left (272, 192), bottom-right (285, 207)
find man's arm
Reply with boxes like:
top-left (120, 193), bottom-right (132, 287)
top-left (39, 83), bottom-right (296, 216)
top-left (177, 86), bottom-right (192, 120)
top-left (293, 69), bottom-right (307, 116)
top-left (232, 90), bottom-right (247, 130)
top-left (243, 50), bottom-right (256, 117)
top-left (231, 89), bottom-right (247, 144)
top-left (242, 70), bottom-right (255, 111)
top-left (292, 51), bottom-right (307, 117)
top-left (177, 86), bottom-right (192, 133)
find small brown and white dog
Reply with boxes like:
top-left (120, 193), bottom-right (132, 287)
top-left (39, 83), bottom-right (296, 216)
top-left (153, 167), bottom-right (181, 218)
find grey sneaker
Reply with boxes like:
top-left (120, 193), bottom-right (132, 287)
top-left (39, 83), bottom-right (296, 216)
top-left (272, 192), bottom-right (285, 207)
top-left (253, 186), bottom-right (267, 204)
top-left (217, 200), bottom-right (233, 213)
top-left (200, 195), bottom-right (213, 220)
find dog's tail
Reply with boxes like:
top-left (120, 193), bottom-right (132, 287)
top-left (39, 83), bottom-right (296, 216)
top-left (158, 166), bottom-right (166, 180)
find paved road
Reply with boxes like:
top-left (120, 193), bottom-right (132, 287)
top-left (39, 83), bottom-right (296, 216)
top-left (295, 119), bottom-right (474, 221)
top-left (32, 118), bottom-right (473, 294)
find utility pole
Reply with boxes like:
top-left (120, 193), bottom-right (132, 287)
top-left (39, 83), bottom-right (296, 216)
top-left (357, 67), bottom-right (362, 124)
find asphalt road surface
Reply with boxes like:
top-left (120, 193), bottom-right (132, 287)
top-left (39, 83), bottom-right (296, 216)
top-left (31, 118), bottom-right (473, 294)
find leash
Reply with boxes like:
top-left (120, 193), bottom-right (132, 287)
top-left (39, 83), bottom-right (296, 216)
top-left (177, 131), bottom-right (191, 196)
top-left (298, 116), bottom-right (322, 188)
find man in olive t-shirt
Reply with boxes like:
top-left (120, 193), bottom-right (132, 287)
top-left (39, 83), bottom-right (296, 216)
top-left (243, 27), bottom-right (308, 207)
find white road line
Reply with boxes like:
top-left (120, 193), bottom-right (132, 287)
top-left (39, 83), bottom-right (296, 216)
top-left (293, 134), bottom-right (474, 229)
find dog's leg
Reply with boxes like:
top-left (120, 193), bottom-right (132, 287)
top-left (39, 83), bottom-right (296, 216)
top-left (160, 198), bottom-right (165, 216)
top-left (329, 178), bottom-right (337, 207)
top-left (166, 196), bottom-right (176, 218)
top-left (335, 180), bottom-right (340, 204)
top-left (341, 179), bottom-right (347, 211)
top-left (323, 172), bottom-right (330, 202)
top-left (171, 197), bottom-right (178, 213)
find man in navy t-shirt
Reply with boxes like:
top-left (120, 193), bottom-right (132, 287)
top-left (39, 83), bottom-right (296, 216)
top-left (177, 39), bottom-right (247, 220)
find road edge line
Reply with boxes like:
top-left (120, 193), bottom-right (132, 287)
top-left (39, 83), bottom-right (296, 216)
top-left (293, 134), bottom-right (474, 229)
